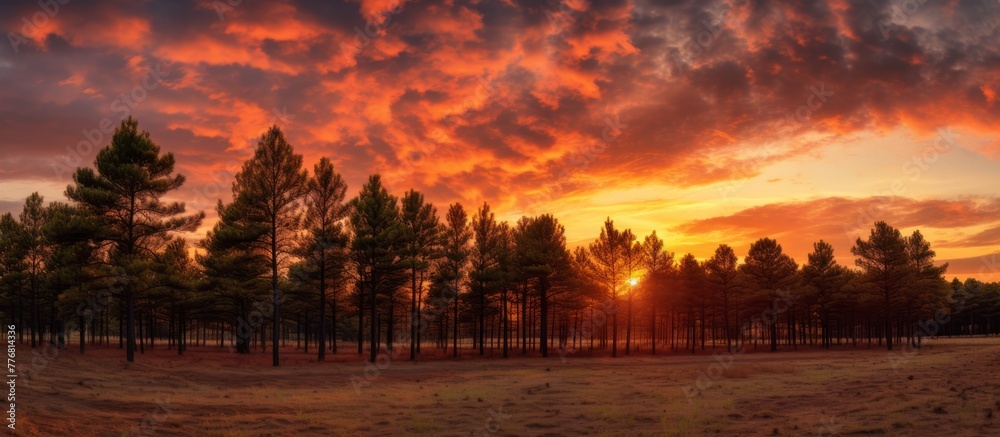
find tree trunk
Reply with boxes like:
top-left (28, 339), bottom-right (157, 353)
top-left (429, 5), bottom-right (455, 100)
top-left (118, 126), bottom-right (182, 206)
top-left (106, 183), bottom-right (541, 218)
top-left (479, 281), bottom-right (486, 356)
top-left (521, 287), bottom-right (527, 355)
top-left (126, 293), bottom-right (136, 361)
top-left (332, 292), bottom-right (338, 354)
top-left (387, 295), bottom-right (395, 351)
top-left (369, 278), bottom-right (378, 363)
top-left (540, 280), bottom-right (549, 358)
top-left (357, 290), bottom-right (364, 355)
top-left (79, 314), bottom-right (86, 354)
top-left (626, 294), bottom-right (632, 355)
top-left (319, 253), bottom-right (327, 362)
top-left (453, 278), bottom-right (460, 358)
top-left (651, 302), bottom-right (657, 355)
top-left (416, 273), bottom-right (424, 355)
top-left (502, 289), bottom-right (508, 358)
top-left (612, 296), bottom-right (619, 358)
top-left (884, 289), bottom-right (892, 351)
top-left (178, 311), bottom-right (185, 356)
top-left (410, 267), bottom-right (418, 360)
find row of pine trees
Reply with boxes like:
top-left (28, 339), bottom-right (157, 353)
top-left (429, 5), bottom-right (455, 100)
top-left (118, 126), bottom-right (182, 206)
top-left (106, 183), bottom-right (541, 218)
top-left (1, 118), bottom-right (998, 367)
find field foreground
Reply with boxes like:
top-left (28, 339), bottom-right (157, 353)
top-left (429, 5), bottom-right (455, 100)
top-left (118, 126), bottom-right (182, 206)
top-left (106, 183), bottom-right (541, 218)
top-left (16, 338), bottom-right (1000, 436)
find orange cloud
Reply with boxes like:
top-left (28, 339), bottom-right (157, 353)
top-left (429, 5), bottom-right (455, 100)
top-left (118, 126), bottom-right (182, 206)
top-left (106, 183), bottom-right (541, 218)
top-left (0, 0), bottom-right (999, 283)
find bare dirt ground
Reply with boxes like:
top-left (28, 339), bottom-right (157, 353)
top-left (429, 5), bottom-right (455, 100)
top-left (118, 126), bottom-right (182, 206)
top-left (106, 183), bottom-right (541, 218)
top-left (13, 337), bottom-right (1000, 436)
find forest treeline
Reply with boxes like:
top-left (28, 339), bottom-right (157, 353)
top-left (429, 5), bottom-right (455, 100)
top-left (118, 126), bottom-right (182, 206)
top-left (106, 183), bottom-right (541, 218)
top-left (1, 118), bottom-right (998, 366)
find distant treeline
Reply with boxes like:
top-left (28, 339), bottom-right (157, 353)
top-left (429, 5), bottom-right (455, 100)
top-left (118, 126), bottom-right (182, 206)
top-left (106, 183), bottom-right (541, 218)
top-left (1, 118), bottom-right (998, 366)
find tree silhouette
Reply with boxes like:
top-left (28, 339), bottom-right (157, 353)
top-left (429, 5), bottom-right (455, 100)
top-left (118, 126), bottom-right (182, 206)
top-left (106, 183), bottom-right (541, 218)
top-left (705, 244), bottom-right (739, 352)
top-left (515, 214), bottom-right (571, 358)
top-left (740, 238), bottom-right (797, 352)
top-left (154, 238), bottom-right (199, 355)
top-left (801, 240), bottom-right (847, 349)
top-left (677, 253), bottom-right (706, 353)
top-left (230, 126), bottom-right (308, 366)
top-left (349, 175), bottom-right (406, 363)
top-left (3, 119), bottom-right (997, 366)
top-left (400, 189), bottom-right (442, 360)
top-left (470, 202), bottom-right (503, 356)
top-left (199, 199), bottom-right (270, 354)
top-left (585, 218), bottom-right (629, 357)
top-left (298, 157), bottom-right (349, 361)
top-left (621, 229), bottom-right (641, 355)
top-left (43, 201), bottom-right (99, 353)
top-left (441, 203), bottom-right (471, 358)
top-left (851, 221), bottom-right (911, 351)
top-left (18, 193), bottom-right (48, 348)
top-left (0, 214), bottom-right (27, 343)
top-left (495, 222), bottom-right (515, 358)
top-left (640, 231), bottom-right (673, 355)
top-left (903, 230), bottom-right (949, 347)
top-left (66, 117), bottom-right (203, 362)
top-left (951, 278), bottom-right (1000, 337)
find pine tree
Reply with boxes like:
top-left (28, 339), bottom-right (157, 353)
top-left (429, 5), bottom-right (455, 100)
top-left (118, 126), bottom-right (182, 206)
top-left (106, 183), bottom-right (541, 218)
top-left (0, 214), bottom-right (26, 339)
top-left (852, 221), bottom-right (910, 351)
top-left (514, 214), bottom-right (571, 358)
top-left (231, 126), bottom-right (308, 365)
top-left (621, 229), bottom-right (641, 355)
top-left (43, 202), bottom-right (99, 353)
top-left (441, 203), bottom-right (471, 358)
top-left (19, 193), bottom-right (49, 347)
top-left (904, 230), bottom-right (949, 347)
top-left (155, 238), bottom-right (199, 355)
top-left (585, 218), bottom-right (628, 357)
top-left (400, 190), bottom-right (442, 360)
top-left (470, 202), bottom-right (502, 356)
top-left (705, 244), bottom-right (739, 352)
top-left (640, 231), bottom-right (673, 355)
top-left (66, 117), bottom-right (203, 362)
top-left (495, 222), bottom-right (515, 358)
top-left (298, 157), bottom-right (349, 361)
top-left (801, 240), bottom-right (847, 349)
top-left (349, 175), bottom-right (406, 363)
top-left (740, 238), bottom-right (797, 352)
top-left (677, 253), bottom-right (706, 353)
top-left (198, 199), bottom-right (270, 355)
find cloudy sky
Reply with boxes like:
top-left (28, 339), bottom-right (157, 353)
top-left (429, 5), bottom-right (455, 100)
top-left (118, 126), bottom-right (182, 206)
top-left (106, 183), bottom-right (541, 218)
top-left (1, 0), bottom-right (999, 279)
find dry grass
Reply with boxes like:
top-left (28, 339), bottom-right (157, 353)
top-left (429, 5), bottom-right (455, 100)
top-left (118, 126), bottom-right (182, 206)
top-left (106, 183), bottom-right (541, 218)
top-left (15, 338), bottom-right (1000, 436)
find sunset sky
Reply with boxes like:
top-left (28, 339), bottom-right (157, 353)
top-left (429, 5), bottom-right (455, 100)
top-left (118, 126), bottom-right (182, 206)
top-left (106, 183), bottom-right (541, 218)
top-left (1, 0), bottom-right (998, 280)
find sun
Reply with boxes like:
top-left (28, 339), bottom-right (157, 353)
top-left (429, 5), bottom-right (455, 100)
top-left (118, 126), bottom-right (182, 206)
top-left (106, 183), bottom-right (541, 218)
top-left (628, 277), bottom-right (638, 287)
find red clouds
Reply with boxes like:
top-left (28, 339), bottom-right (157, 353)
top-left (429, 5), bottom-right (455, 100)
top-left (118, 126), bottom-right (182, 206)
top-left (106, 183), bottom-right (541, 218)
top-left (0, 0), bottom-right (998, 278)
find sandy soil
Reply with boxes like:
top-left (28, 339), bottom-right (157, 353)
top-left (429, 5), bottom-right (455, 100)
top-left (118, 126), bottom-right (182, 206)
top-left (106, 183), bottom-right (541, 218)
top-left (13, 338), bottom-right (1000, 436)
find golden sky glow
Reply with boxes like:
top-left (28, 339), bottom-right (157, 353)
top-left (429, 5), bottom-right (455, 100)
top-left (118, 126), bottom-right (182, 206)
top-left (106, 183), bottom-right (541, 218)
top-left (1, 0), bottom-right (998, 280)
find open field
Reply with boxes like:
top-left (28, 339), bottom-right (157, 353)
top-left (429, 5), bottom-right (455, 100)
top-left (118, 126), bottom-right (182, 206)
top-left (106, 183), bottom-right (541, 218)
top-left (15, 338), bottom-right (1000, 436)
